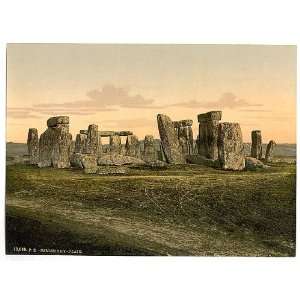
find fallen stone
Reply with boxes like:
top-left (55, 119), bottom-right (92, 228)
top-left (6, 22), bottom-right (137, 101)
top-left (47, 116), bottom-right (69, 128)
top-left (186, 154), bottom-right (220, 168)
top-left (97, 154), bottom-right (145, 166)
top-left (157, 114), bottom-right (185, 164)
top-left (251, 130), bottom-right (262, 159)
top-left (218, 122), bottom-right (245, 170)
top-left (97, 166), bottom-right (128, 175)
top-left (245, 157), bottom-right (269, 170)
top-left (27, 128), bottom-right (39, 164)
top-left (265, 140), bottom-right (276, 162)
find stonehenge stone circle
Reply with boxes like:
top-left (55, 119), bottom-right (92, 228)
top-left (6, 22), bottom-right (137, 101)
top-left (125, 134), bottom-right (141, 158)
top-left (251, 130), bottom-right (262, 159)
top-left (217, 122), bottom-right (245, 170)
top-left (27, 128), bottom-right (39, 164)
top-left (143, 135), bottom-right (157, 162)
top-left (265, 140), bottom-right (276, 162)
top-left (197, 111), bottom-right (222, 160)
top-left (38, 116), bottom-right (73, 168)
top-left (157, 114), bottom-right (185, 164)
top-left (85, 124), bottom-right (102, 155)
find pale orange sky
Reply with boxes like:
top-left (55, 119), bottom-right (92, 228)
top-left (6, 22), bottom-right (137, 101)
top-left (6, 44), bottom-right (297, 143)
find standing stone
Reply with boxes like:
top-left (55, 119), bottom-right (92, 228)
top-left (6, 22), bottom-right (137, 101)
top-left (109, 135), bottom-right (122, 154)
top-left (38, 116), bottom-right (72, 168)
top-left (125, 135), bottom-right (141, 158)
top-left (85, 124), bottom-right (100, 155)
top-left (177, 124), bottom-right (193, 155)
top-left (157, 114), bottom-right (185, 164)
top-left (265, 140), bottom-right (276, 162)
top-left (198, 111), bottom-right (222, 160)
top-left (75, 133), bottom-right (87, 153)
top-left (143, 135), bottom-right (157, 162)
top-left (251, 130), bottom-right (262, 159)
top-left (217, 122), bottom-right (245, 170)
top-left (27, 128), bottom-right (39, 164)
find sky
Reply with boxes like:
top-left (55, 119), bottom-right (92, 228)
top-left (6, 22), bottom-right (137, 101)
top-left (6, 44), bottom-right (296, 143)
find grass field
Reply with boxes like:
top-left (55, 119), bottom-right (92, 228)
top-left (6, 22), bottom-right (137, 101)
top-left (6, 161), bottom-right (296, 256)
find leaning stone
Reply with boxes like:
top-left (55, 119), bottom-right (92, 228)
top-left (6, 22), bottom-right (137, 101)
top-left (27, 128), bottom-right (39, 164)
top-left (157, 114), bottom-right (185, 164)
top-left (47, 116), bottom-right (69, 128)
top-left (251, 130), bottom-right (262, 159)
top-left (97, 154), bottom-right (145, 166)
top-left (81, 154), bottom-right (98, 174)
top-left (265, 140), bottom-right (276, 162)
top-left (218, 122), bottom-right (245, 170)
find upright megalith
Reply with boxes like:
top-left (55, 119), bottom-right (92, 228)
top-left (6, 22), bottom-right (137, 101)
top-left (143, 135), bottom-right (157, 162)
top-left (174, 119), bottom-right (194, 155)
top-left (86, 124), bottom-right (102, 156)
top-left (27, 128), bottom-right (39, 164)
top-left (109, 135), bottom-right (122, 154)
top-left (157, 114), bottom-right (185, 164)
top-left (251, 130), bottom-right (262, 159)
top-left (217, 122), bottom-right (245, 170)
top-left (197, 111), bottom-right (222, 160)
top-left (75, 133), bottom-right (87, 153)
top-left (125, 135), bottom-right (140, 158)
top-left (265, 140), bottom-right (276, 162)
top-left (38, 116), bottom-right (73, 168)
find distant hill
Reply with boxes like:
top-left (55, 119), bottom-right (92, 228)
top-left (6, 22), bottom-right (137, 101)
top-left (6, 141), bottom-right (296, 158)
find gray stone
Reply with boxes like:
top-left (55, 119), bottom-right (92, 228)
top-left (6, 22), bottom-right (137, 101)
top-left (265, 140), bottom-right (276, 162)
top-left (186, 154), bottom-right (220, 168)
top-left (38, 124), bottom-right (72, 168)
top-left (245, 157), bottom-right (268, 170)
top-left (178, 126), bottom-right (194, 155)
top-left (251, 130), bottom-right (262, 159)
top-left (125, 135), bottom-right (141, 158)
top-left (143, 135), bottom-right (157, 162)
top-left (109, 135), bottom-right (122, 154)
top-left (75, 133), bottom-right (87, 153)
top-left (217, 122), bottom-right (245, 170)
top-left (157, 114), bottom-right (185, 164)
top-left (97, 154), bottom-right (145, 166)
top-left (85, 124), bottom-right (99, 155)
top-left (47, 116), bottom-right (69, 128)
top-left (173, 119), bottom-right (193, 128)
top-left (117, 131), bottom-right (133, 136)
top-left (70, 153), bottom-right (84, 168)
top-left (81, 154), bottom-right (98, 174)
top-left (98, 131), bottom-right (116, 137)
top-left (80, 130), bottom-right (88, 135)
top-left (27, 128), bottom-right (39, 164)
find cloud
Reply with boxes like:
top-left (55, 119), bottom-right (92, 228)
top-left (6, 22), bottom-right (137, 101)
top-left (7, 109), bottom-right (42, 119)
top-left (170, 92), bottom-right (262, 109)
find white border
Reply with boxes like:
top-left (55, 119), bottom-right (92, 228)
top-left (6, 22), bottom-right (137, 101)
top-left (0, 1), bottom-right (299, 299)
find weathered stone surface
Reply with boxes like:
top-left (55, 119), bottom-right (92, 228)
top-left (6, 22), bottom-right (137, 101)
top-left (85, 124), bottom-right (101, 155)
top-left (197, 111), bottom-right (222, 122)
top-left (27, 128), bottom-right (39, 164)
top-left (80, 130), bottom-right (88, 135)
top-left (98, 131), bottom-right (116, 137)
top-left (97, 166), bottom-right (128, 175)
top-left (173, 119), bottom-right (193, 128)
top-left (143, 135), bottom-right (157, 162)
top-left (47, 116), bottom-right (69, 128)
top-left (245, 157), bottom-right (268, 170)
top-left (186, 154), bottom-right (220, 168)
top-left (157, 114), bottom-right (185, 164)
top-left (125, 135), bottom-right (140, 158)
top-left (75, 133), bottom-right (87, 153)
top-left (217, 122), bottom-right (245, 170)
top-left (38, 125), bottom-right (72, 168)
top-left (70, 153), bottom-right (84, 168)
top-left (178, 126), bottom-right (194, 155)
top-left (265, 140), bottom-right (276, 162)
top-left (198, 120), bottom-right (219, 160)
top-left (109, 135), bottom-right (122, 154)
top-left (97, 154), bottom-right (145, 166)
top-left (81, 154), bottom-right (98, 174)
top-left (251, 130), bottom-right (262, 159)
